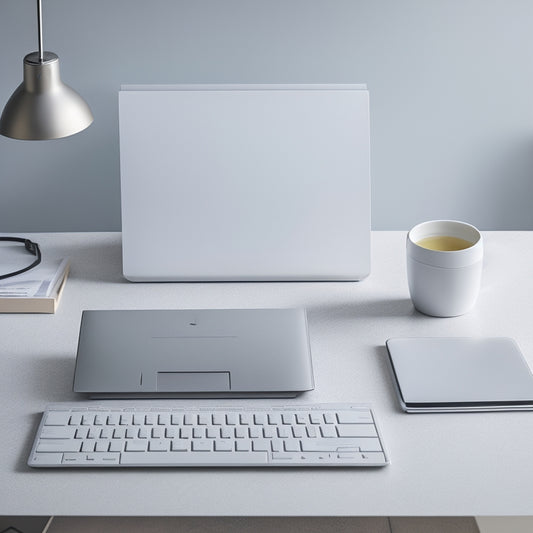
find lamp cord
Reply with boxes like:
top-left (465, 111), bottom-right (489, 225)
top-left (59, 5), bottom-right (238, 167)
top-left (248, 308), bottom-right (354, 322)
top-left (37, 0), bottom-right (43, 62)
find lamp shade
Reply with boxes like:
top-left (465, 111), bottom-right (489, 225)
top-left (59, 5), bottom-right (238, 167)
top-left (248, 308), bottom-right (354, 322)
top-left (0, 51), bottom-right (93, 140)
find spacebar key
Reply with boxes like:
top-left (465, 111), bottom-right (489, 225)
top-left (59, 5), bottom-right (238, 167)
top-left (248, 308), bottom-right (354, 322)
top-left (120, 451), bottom-right (268, 466)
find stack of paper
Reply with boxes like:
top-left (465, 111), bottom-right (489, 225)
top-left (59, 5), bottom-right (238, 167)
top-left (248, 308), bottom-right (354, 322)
top-left (0, 257), bottom-right (70, 313)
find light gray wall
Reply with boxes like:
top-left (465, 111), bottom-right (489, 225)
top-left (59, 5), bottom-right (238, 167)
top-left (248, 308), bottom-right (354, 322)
top-left (1, 0), bottom-right (532, 232)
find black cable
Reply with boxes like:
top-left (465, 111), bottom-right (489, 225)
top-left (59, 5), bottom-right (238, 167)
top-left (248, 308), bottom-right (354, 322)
top-left (0, 237), bottom-right (42, 280)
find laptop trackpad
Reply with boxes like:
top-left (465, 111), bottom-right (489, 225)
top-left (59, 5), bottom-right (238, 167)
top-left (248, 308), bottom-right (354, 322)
top-left (157, 371), bottom-right (231, 392)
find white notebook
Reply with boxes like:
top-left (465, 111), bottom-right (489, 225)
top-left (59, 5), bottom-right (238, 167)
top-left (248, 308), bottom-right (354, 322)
top-left (119, 84), bottom-right (370, 282)
top-left (386, 337), bottom-right (533, 413)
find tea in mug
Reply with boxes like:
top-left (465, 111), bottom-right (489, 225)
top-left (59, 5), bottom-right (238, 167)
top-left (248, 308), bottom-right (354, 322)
top-left (416, 235), bottom-right (473, 251)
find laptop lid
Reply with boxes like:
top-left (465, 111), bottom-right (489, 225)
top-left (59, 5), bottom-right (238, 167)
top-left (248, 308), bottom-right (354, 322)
top-left (119, 84), bottom-right (370, 281)
top-left (73, 308), bottom-right (314, 399)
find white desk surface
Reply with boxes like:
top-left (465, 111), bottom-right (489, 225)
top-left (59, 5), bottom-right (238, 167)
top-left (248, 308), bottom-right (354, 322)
top-left (1, 231), bottom-right (532, 517)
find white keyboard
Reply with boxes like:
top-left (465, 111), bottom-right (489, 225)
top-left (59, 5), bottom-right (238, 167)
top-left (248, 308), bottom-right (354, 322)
top-left (28, 403), bottom-right (389, 468)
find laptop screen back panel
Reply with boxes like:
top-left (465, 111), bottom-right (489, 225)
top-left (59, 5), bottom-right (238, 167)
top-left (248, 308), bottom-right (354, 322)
top-left (119, 84), bottom-right (370, 281)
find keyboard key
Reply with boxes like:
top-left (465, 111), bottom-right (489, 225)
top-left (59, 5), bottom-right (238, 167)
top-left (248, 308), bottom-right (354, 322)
top-left (252, 439), bottom-right (270, 452)
top-left (220, 427), bottom-right (233, 439)
top-left (337, 424), bottom-right (377, 438)
top-left (81, 441), bottom-right (95, 452)
top-left (113, 428), bottom-right (126, 439)
top-left (180, 427), bottom-right (192, 439)
top-left (306, 426), bottom-right (318, 438)
top-left (214, 440), bottom-right (233, 452)
top-left (43, 411), bottom-right (70, 426)
top-left (206, 427), bottom-right (219, 439)
top-left (95, 441), bottom-right (110, 452)
top-left (184, 414), bottom-right (196, 425)
top-left (301, 438), bottom-right (382, 452)
top-left (309, 413), bottom-right (323, 424)
top-left (268, 413), bottom-right (281, 425)
top-left (69, 414), bottom-right (82, 426)
top-left (295, 414), bottom-right (307, 424)
top-left (281, 413), bottom-right (293, 425)
top-left (151, 427), bottom-right (164, 439)
top-left (278, 426), bottom-right (290, 438)
top-left (149, 440), bottom-right (169, 452)
top-left (109, 441), bottom-right (123, 452)
top-left (284, 439), bottom-right (301, 452)
top-left (198, 413), bottom-right (210, 425)
top-left (292, 426), bottom-right (306, 439)
top-left (320, 425), bottom-right (337, 438)
top-left (236, 439), bottom-right (251, 452)
top-left (212, 413), bottom-right (225, 425)
top-left (158, 414), bottom-right (170, 425)
top-left (40, 426), bottom-right (76, 439)
top-left (107, 414), bottom-right (119, 426)
top-left (249, 426), bottom-right (261, 439)
top-left (226, 413), bottom-right (238, 425)
top-left (337, 410), bottom-right (373, 424)
top-left (323, 412), bottom-right (336, 424)
top-left (263, 426), bottom-right (276, 439)
top-left (36, 440), bottom-right (81, 453)
top-left (120, 451), bottom-right (268, 465)
top-left (171, 413), bottom-right (182, 425)
top-left (191, 440), bottom-right (212, 452)
top-left (133, 414), bottom-right (145, 425)
top-left (240, 413), bottom-right (252, 425)
top-left (31, 452), bottom-right (63, 465)
top-left (271, 439), bottom-right (283, 452)
top-left (165, 428), bottom-right (177, 439)
top-left (171, 440), bottom-right (189, 452)
top-left (254, 413), bottom-right (267, 425)
top-left (120, 414), bottom-right (132, 425)
top-left (235, 426), bottom-right (247, 439)
top-left (100, 428), bottom-right (113, 439)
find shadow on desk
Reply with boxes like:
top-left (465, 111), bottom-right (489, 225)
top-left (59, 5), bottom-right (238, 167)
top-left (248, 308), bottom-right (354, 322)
top-left (24, 356), bottom-right (77, 403)
top-left (307, 298), bottom-right (415, 320)
top-left (373, 345), bottom-right (405, 415)
top-left (16, 356), bottom-right (78, 472)
top-left (60, 239), bottom-right (127, 285)
top-left (38, 516), bottom-right (480, 533)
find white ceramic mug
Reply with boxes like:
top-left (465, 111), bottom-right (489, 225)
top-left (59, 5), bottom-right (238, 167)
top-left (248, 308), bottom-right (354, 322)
top-left (406, 220), bottom-right (483, 317)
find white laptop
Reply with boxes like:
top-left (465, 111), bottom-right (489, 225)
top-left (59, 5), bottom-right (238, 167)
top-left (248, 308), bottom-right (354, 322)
top-left (119, 84), bottom-right (370, 281)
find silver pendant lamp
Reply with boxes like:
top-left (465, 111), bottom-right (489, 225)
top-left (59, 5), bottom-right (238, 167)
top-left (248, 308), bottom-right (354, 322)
top-left (0, 0), bottom-right (93, 140)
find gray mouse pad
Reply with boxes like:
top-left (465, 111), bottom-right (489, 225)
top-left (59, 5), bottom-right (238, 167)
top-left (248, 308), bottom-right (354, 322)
top-left (386, 337), bottom-right (533, 412)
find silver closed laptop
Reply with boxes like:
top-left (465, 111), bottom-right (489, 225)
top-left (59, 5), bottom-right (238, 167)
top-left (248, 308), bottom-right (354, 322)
top-left (73, 308), bottom-right (314, 399)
